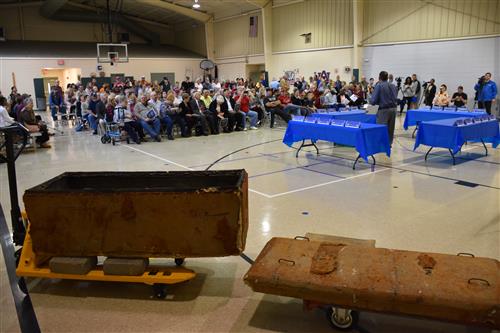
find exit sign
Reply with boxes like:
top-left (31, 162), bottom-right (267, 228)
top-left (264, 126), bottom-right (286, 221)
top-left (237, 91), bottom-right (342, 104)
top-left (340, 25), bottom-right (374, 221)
top-left (57, 59), bottom-right (65, 65)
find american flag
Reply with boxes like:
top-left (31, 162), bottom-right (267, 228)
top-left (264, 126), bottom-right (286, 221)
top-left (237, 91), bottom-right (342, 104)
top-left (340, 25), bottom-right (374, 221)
top-left (249, 16), bottom-right (258, 37)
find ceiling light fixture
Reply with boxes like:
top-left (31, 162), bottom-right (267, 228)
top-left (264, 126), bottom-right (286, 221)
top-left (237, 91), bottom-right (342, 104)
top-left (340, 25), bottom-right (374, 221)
top-left (192, 0), bottom-right (200, 9)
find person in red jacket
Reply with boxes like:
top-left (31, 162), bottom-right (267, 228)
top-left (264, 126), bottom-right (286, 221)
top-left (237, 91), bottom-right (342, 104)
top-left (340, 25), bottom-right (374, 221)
top-left (235, 88), bottom-right (258, 130)
top-left (279, 89), bottom-right (302, 116)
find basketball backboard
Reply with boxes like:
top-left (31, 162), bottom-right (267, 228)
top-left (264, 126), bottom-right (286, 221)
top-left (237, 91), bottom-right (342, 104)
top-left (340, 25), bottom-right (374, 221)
top-left (97, 43), bottom-right (129, 64)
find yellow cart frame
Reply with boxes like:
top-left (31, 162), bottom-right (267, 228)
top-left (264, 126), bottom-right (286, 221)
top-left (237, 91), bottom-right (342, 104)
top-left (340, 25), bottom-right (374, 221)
top-left (16, 223), bottom-right (196, 298)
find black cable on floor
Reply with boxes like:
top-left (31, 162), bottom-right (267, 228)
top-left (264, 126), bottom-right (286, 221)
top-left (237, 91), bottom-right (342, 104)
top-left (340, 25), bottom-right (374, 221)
top-left (204, 138), bottom-right (282, 171)
top-left (0, 204), bottom-right (41, 333)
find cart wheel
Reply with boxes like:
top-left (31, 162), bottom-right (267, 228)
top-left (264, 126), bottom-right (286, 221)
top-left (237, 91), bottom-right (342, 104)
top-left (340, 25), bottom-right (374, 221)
top-left (327, 307), bottom-right (358, 331)
top-left (153, 284), bottom-right (167, 299)
top-left (106, 136), bottom-right (112, 143)
top-left (112, 139), bottom-right (116, 146)
top-left (18, 277), bottom-right (28, 295)
top-left (101, 136), bottom-right (107, 144)
top-left (174, 258), bottom-right (185, 266)
top-left (126, 137), bottom-right (130, 144)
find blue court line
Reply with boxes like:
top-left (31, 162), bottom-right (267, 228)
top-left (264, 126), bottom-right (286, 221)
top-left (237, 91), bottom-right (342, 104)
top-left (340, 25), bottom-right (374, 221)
top-left (188, 150), bottom-right (293, 169)
top-left (249, 161), bottom-right (327, 179)
top-left (299, 166), bottom-right (346, 178)
top-left (249, 158), bottom-right (347, 179)
top-left (258, 152), bottom-right (281, 159)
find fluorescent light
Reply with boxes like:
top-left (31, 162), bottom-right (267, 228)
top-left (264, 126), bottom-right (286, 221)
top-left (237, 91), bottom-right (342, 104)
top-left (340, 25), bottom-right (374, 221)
top-left (192, 0), bottom-right (200, 8)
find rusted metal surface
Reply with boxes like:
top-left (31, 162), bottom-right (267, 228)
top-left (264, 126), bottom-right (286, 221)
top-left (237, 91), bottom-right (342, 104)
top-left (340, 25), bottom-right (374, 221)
top-left (244, 237), bottom-right (500, 329)
top-left (24, 170), bottom-right (248, 258)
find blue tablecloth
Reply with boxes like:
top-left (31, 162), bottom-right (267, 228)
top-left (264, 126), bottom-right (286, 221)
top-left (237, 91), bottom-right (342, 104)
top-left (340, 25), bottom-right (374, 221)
top-left (283, 121), bottom-right (391, 161)
top-left (313, 110), bottom-right (376, 123)
top-left (403, 109), bottom-right (487, 130)
top-left (414, 118), bottom-right (500, 154)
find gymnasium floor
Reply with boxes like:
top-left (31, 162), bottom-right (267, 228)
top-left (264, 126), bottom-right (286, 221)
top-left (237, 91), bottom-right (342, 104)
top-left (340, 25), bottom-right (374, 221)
top-left (1, 113), bottom-right (499, 333)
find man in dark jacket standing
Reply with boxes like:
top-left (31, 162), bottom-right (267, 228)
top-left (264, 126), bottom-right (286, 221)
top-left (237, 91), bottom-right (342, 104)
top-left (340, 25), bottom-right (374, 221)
top-left (370, 71), bottom-right (398, 145)
top-left (424, 79), bottom-right (436, 107)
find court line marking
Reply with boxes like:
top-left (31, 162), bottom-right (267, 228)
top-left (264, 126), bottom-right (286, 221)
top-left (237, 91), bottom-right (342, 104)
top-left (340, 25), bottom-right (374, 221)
top-left (268, 168), bottom-right (386, 198)
top-left (267, 145), bottom-right (483, 198)
top-left (248, 159), bottom-right (346, 179)
top-left (124, 144), bottom-right (194, 170)
top-left (122, 143), bottom-right (487, 200)
top-left (120, 144), bottom-right (273, 198)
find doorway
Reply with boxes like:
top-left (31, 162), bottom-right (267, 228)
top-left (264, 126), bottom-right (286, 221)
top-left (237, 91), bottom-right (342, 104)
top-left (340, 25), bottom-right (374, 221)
top-left (34, 68), bottom-right (81, 110)
top-left (41, 68), bottom-right (81, 89)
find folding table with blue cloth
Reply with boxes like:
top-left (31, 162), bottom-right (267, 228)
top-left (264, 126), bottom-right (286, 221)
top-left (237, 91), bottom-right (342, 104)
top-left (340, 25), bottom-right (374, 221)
top-left (414, 118), bottom-right (500, 165)
top-left (403, 109), bottom-right (487, 137)
top-left (313, 110), bottom-right (377, 123)
top-left (283, 120), bottom-right (391, 169)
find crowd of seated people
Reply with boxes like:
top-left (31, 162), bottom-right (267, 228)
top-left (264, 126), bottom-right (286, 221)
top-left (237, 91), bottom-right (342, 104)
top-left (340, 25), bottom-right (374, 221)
top-left (0, 73), bottom-right (386, 146)
top-left (2, 71), bottom-right (494, 149)
top-left (0, 87), bottom-right (51, 148)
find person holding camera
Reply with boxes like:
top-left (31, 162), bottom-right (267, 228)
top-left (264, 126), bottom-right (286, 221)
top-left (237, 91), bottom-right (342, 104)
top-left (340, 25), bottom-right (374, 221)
top-left (235, 89), bottom-right (258, 130)
top-left (474, 72), bottom-right (497, 115)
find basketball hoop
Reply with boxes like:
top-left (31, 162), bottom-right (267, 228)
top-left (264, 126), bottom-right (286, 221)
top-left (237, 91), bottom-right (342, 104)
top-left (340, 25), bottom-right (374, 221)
top-left (97, 43), bottom-right (128, 64)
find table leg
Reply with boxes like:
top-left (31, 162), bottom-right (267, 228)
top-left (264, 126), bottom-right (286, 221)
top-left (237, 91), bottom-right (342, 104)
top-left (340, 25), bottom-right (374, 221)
top-left (448, 149), bottom-right (456, 165)
top-left (295, 140), bottom-right (319, 158)
top-left (296, 140), bottom-right (306, 158)
top-left (424, 147), bottom-right (433, 161)
top-left (352, 154), bottom-right (361, 170)
top-left (352, 154), bottom-right (375, 170)
top-left (480, 139), bottom-right (488, 156)
top-left (412, 125), bottom-right (418, 139)
top-left (312, 141), bottom-right (319, 155)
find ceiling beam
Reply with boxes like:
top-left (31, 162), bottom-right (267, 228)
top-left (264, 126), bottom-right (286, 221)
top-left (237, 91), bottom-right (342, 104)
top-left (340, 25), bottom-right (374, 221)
top-left (135, 0), bottom-right (211, 22)
top-left (67, 1), bottom-right (172, 30)
top-left (245, 0), bottom-right (269, 8)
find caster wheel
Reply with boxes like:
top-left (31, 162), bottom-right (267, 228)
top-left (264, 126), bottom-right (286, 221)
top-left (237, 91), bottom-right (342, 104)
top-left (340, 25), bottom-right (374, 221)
top-left (174, 258), bottom-right (185, 266)
top-left (18, 277), bottom-right (28, 294)
top-left (112, 139), bottom-right (116, 146)
top-left (326, 307), bottom-right (358, 331)
top-left (153, 284), bottom-right (167, 299)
